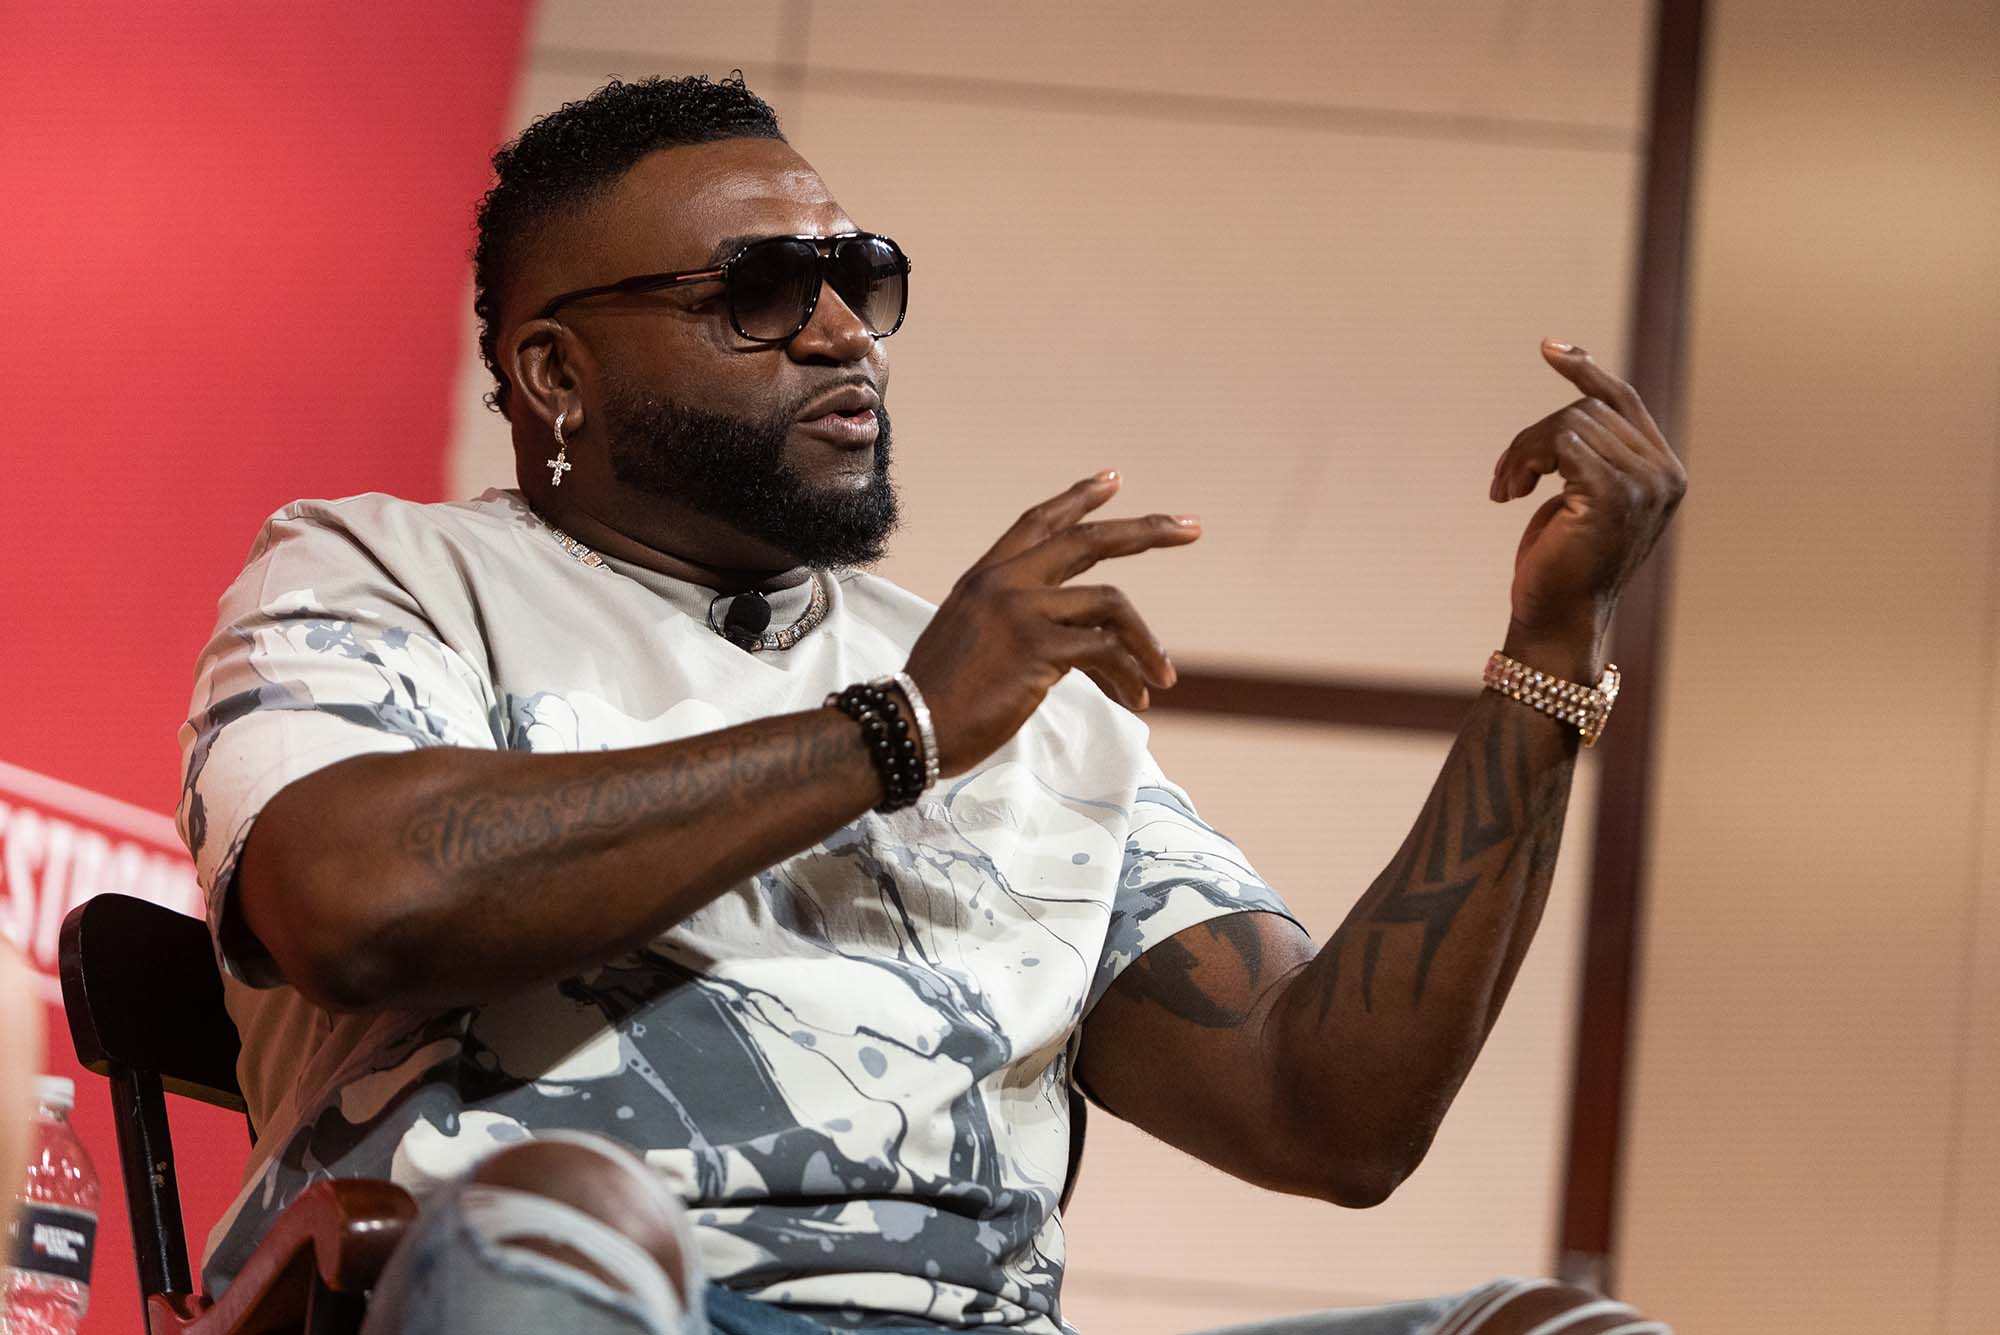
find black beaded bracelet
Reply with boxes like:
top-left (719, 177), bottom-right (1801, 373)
top-left (825, 682), bottom-right (927, 813)
top-left (830, 687), bottom-right (924, 812)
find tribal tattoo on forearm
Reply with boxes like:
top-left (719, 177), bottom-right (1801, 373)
top-left (1106, 698), bottom-right (1575, 1037)
top-left (1296, 694), bottom-right (1575, 1022)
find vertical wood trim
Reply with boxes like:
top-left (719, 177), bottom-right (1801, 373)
top-left (1554, 0), bottom-right (1707, 1294)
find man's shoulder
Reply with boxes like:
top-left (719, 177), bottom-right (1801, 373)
top-left (230, 491), bottom-right (532, 592)
top-left (251, 489), bottom-right (528, 559)
top-left (216, 490), bottom-right (539, 632)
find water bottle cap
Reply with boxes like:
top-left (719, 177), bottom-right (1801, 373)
top-left (34, 1075), bottom-right (75, 1111)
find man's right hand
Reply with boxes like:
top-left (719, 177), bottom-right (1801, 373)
top-left (903, 471), bottom-right (1200, 777)
top-left (237, 471), bottom-right (1198, 1010)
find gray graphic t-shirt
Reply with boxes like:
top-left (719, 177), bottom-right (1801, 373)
top-left (178, 489), bottom-right (1295, 1332)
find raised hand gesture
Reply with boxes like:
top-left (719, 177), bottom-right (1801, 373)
top-left (903, 472), bottom-right (1197, 776)
top-left (1489, 339), bottom-right (1687, 675)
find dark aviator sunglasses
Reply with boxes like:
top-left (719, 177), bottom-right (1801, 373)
top-left (533, 231), bottom-right (911, 345)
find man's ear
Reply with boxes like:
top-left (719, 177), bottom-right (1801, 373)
top-left (506, 318), bottom-right (586, 435)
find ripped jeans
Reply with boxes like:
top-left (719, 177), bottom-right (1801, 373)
top-left (353, 1134), bottom-right (1609, 1335)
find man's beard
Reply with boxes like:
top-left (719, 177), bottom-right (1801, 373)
top-left (601, 377), bottom-right (899, 569)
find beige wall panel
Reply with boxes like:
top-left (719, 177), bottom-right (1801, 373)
top-left (791, 89), bottom-right (1639, 684)
top-left (1059, 715), bottom-right (1595, 1327)
top-left (1617, 0), bottom-right (2000, 1331)
top-left (803, 2), bottom-right (1649, 137)
top-left (530, 0), bottom-right (791, 73)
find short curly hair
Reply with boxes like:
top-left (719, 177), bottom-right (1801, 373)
top-left (472, 73), bottom-right (786, 418)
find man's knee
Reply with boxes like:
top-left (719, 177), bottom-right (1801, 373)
top-left (1437, 1279), bottom-right (1672, 1335)
top-left (468, 1136), bottom-right (690, 1302)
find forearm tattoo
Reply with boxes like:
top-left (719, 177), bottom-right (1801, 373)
top-left (1299, 695), bottom-right (1572, 1020)
top-left (1108, 698), bottom-right (1573, 1038)
top-left (398, 720), bottom-right (860, 874)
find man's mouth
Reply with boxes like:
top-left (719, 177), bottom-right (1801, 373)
top-left (795, 383), bottom-right (882, 447)
top-left (795, 405), bottom-right (881, 448)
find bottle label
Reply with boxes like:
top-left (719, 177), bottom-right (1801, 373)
top-left (5, 1204), bottom-right (96, 1285)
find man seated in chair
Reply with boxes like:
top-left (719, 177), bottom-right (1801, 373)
top-left (177, 75), bottom-right (1683, 1335)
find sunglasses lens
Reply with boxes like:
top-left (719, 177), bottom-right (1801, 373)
top-left (729, 239), bottom-right (821, 341)
top-left (727, 235), bottom-right (908, 341)
top-left (829, 236), bottom-right (907, 336)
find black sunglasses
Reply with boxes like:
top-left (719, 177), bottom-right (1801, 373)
top-left (533, 231), bottom-right (911, 344)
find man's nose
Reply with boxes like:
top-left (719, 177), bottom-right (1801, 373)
top-left (787, 279), bottom-right (876, 363)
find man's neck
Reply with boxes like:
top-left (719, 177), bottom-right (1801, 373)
top-left (525, 486), bottom-right (812, 595)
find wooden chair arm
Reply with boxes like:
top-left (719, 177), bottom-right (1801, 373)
top-left (147, 1180), bottom-right (418, 1335)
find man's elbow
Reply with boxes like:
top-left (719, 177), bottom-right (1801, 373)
top-left (1292, 1120), bottom-right (1437, 1209)
top-left (1315, 1156), bottom-right (1413, 1209)
top-left (1273, 1067), bottom-right (1454, 1209)
top-left (243, 891), bottom-right (398, 1014)
top-left (236, 828), bottom-right (405, 1013)
top-left (280, 940), bottom-right (402, 1014)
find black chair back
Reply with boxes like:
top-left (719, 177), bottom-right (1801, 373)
top-left (59, 893), bottom-right (244, 1331)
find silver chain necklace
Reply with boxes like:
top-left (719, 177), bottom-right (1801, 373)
top-left (538, 517), bottom-right (829, 652)
top-left (544, 523), bottom-right (606, 568)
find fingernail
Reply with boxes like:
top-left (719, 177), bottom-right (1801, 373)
top-left (1096, 468), bottom-right (1119, 481)
top-left (1174, 514), bottom-right (1201, 527)
top-left (1165, 658), bottom-right (1179, 688)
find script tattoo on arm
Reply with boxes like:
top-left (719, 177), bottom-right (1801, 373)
top-left (397, 721), bottom-right (860, 875)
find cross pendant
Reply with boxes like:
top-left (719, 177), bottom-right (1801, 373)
top-left (546, 453), bottom-right (573, 486)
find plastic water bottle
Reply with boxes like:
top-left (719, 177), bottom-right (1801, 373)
top-left (1, 1077), bottom-right (98, 1335)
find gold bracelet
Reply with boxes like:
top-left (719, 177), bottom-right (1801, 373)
top-left (1483, 652), bottom-right (1622, 747)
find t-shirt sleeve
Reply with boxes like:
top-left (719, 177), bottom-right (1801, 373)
top-left (1083, 766), bottom-right (1303, 1017)
top-left (175, 505), bottom-right (502, 987)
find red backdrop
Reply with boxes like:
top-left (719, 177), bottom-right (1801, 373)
top-left (0, 3), bottom-right (529, 1328)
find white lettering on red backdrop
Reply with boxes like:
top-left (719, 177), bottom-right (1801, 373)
top-left (0, 760), bottom-right (199, 1003)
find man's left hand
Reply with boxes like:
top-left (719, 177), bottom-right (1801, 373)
top-left (1076, 341), bottom-right (1687, 1208)
top-left (1490, 339), bottom-right (1687, 675)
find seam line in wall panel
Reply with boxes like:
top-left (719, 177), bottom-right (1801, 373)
top-left (1934, 343), bottom-right (2000, 1334)
top-left (531, 46), bottom-right (1639, 154)
top-left (773, 0), bottom-right (811, 133)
